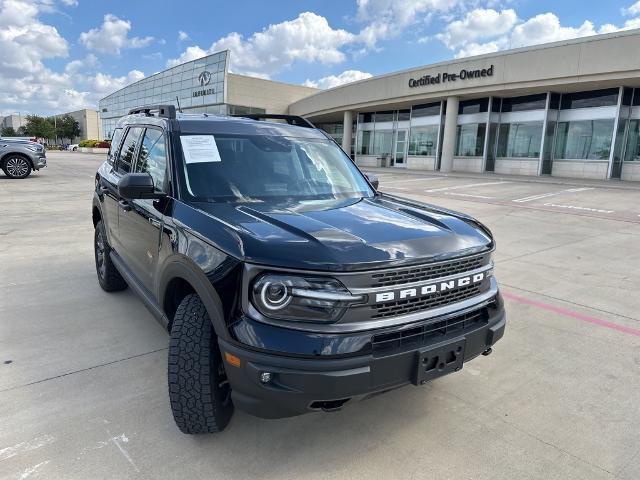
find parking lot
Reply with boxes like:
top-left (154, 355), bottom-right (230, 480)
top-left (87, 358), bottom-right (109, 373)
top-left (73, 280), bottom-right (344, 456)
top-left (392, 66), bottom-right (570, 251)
top-left (1, 151), bottom-right (639, 480)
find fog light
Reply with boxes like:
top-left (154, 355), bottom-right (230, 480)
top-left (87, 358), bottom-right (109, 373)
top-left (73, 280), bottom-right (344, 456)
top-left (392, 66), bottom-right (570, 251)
top-left (259, 372), bottom-right (273, 384)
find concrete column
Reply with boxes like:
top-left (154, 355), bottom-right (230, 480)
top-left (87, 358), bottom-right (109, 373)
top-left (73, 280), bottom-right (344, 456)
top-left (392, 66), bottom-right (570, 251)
top-left (341, 110), bottom-right (353, 155)
top-left (440, 96), bottom-right (459, 173)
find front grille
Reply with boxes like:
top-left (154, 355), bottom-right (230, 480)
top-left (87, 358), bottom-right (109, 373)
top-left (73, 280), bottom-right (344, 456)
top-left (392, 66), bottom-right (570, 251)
top-left (371, 283), bottom-right (485, 319)
top-left (371, 308), bottom-right (488, 355)
top-left (370, 255), bottom-right (487, 288)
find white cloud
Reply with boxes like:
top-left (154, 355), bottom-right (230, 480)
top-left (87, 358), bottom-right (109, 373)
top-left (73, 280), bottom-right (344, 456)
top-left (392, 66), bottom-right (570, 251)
top-left (355, 0), bottom-right (459, 47)
top-left (60, 0), bottom-right (78, 6)
top-left (622, 1), bottom-right (640, 15)
top-left (91, 70), bottom-right (145, 94)
top-left (79, 14), bottom-right (153, 54)
top-left (167, 12), bottom-right (355, 78)
top-left (303, 70), bottom-right (373, 89)
top-left (454, 41), bottom-right (504, 59)
top-left (178, 30), bottom-right (189, 41)
top-left (437, 9), bottom-right (518, 49)
top-left (166, 45), bottom-right (208, 67)
top-left (509, 14), bottom-right (597, 48)
top-left (440, 11), bottom-right (640, 59)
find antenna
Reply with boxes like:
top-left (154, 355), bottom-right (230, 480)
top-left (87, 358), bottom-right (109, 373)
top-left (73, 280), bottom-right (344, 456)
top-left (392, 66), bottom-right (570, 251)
top-left (175, 96), bottom-right (183, 113)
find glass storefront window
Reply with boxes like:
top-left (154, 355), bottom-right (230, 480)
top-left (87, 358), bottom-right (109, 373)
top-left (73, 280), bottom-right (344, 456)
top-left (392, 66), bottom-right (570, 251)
top-left (458, 98), bottom-right (489, 114)
top-left (624, 119), bottom-right (640, 161)
top-left (496, 122), bottom-right (543, 158)
top-left (375, 111), bottom-right (394, 123)
top-left (373, 130), bottom-right (394, 156)
top-left (560, 89), bottom-right (619, 109)
top-left (554, 119), bottom-right (614, 160)
top-left (409, 125), bottom-right (439, 156)
top-left (455, 123), bottom-right (486, 156)
top-left (501, 94), bottom-right (547, 112)
top-left (357, 130), bottom-right (374, 155)
top-left (412, 102), bottom-right (440, 117)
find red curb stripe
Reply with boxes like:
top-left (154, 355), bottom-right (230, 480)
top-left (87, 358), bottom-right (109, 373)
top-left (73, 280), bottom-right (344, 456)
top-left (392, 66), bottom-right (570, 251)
top-left (502, 291), bottom-right (640, 337)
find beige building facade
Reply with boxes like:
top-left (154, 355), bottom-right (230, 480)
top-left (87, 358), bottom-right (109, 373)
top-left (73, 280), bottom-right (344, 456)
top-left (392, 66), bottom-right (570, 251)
top-left (54, 109), bottom-right (103, 142)
top-left (290, 29), bottom-right (640, 182)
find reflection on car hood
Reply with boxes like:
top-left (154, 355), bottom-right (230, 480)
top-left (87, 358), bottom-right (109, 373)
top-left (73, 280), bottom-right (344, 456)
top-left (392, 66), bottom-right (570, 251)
top-left (180, 193), bottom-right (493, 271)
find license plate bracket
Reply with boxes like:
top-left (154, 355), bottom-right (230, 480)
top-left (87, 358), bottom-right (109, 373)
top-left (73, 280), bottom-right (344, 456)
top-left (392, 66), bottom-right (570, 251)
top-left (412, 338), bottom-right (466, 385)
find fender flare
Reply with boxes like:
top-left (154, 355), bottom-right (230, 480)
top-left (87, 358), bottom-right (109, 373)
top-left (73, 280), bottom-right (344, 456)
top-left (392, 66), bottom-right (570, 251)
top-left (158, 258), bottom-right (227, 339)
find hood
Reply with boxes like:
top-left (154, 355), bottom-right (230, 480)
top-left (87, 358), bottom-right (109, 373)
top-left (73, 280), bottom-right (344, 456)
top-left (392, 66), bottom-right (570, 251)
top-left (181, 194), bottom-right (493, 272)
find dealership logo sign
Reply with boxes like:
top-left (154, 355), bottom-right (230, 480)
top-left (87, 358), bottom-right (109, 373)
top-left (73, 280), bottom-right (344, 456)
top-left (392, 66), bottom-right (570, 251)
top-left (193, 70), bottom-right (215, 97)
top-left (408, 65), bottom-right (494, 88)
top-left (198, 70), bottom-right (212, 86)
top-left (375, 272), bottom-right (486, 303)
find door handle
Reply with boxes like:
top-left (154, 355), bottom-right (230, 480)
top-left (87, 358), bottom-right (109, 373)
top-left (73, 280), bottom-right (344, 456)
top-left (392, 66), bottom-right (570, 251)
top-left (98, 186), bottom-right (109, 195)
top-left (118, 200), bottom-right (132, 212)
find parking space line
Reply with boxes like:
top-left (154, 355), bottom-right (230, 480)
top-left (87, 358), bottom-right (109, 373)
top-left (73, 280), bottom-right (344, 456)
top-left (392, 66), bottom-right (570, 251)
top-left (445, 192), bottom-right (494, 199)
top-left (425, 181), bottom-right (510, 193)
top-left (512, 187), bottom-right (593, 203)
top-left (502, 291), bottom-right (640, 337)
top-left (383, 177), bottom-right (445, 184)
top-left (543, 203), bottom-right (615, 214)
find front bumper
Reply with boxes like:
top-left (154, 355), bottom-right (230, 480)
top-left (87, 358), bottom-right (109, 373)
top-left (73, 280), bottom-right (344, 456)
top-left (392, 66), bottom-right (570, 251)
top-left (30, 152), bottom-right (46, 170)
top-left (220, 300), bottom-right (506, 419)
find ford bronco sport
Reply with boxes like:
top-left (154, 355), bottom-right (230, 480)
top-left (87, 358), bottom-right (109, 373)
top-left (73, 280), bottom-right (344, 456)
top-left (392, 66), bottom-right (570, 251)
top-left (92, 105), bottom-right (505, 434)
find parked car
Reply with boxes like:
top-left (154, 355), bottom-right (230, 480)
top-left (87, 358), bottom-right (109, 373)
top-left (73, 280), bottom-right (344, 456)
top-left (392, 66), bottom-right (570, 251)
top-left (68, 143), bottom-right (79, 151)
top-left (92, 105), bottom-right (505, 433)
top-left (0, 139), bottom-right (46, 178)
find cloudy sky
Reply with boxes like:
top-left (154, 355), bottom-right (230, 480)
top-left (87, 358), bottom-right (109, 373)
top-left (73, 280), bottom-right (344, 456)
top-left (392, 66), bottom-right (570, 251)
top-left (2, 0), bottom-right (640, 116)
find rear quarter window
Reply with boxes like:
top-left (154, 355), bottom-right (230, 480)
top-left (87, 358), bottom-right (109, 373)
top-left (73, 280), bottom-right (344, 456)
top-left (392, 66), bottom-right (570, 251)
top-left (107, 128), bottom-right (124, 165)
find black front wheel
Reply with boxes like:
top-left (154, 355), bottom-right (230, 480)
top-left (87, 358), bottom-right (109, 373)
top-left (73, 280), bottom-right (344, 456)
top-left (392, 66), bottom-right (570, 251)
top-left (168, 293), bottom-right (234, 433)
top-left (3, 156), bottom-right (32, 179)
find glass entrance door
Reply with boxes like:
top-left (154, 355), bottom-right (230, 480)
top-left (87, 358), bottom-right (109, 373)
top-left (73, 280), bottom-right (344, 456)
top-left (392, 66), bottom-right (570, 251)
top-left (394, 129), bottom-right (407, 167)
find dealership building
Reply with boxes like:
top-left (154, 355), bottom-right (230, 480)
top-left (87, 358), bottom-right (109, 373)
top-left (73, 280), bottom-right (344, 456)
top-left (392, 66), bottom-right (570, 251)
top-left (100, 30), bottom-right (640, 182)
top-left (99, 50), bottom-right (317, 140)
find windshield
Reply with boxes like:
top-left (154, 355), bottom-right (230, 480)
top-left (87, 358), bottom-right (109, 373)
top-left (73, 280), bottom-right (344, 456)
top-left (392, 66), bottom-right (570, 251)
top-left (178, 134), bottom-right (374, 203)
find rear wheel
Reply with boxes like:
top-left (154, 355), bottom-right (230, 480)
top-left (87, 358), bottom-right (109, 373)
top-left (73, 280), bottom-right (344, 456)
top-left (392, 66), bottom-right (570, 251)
top-left (94, 220), bottom-right (127, 292)
top-left (3, 156), bottom-right (32, 179)
top-left (168, 293), bottom-right (234, 433)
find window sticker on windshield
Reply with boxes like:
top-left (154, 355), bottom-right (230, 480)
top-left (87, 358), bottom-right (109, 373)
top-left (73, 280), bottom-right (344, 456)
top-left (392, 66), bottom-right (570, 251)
top-left (180, 135), bottom-right (221, 163)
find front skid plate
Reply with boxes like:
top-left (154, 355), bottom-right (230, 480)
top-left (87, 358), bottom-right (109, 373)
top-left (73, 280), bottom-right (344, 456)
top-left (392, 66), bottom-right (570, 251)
top-left (412, 337), bottom-right (466, 385)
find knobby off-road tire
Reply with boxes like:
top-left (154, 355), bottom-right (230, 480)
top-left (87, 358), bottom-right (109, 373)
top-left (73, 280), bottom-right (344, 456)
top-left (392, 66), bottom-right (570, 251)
top-left (168, 293), bottom-right (234, 433)
top-left (94, 220), bottom-right (128, 292)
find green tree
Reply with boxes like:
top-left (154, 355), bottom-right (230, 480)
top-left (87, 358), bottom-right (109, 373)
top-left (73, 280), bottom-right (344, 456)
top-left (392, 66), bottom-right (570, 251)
top-left (1, 126), bottom-right (17, 137)
top-left (16, 126), bottom-right (27, 136)
top-left (25, 115), bottom-right (54, 140)
top-left (56, 115), bottom-right (81, 142)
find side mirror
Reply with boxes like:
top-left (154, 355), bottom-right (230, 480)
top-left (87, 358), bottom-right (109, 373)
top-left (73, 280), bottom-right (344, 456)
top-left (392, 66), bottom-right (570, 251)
top-left (118, 173), bottom-right (162, 199)
top-left (365, 173), bottom-right (379, 190)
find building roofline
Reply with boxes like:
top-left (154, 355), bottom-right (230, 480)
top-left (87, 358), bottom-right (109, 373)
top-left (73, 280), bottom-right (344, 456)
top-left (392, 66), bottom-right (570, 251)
top-left (292, 28), bottom-right (640, 103)
top-left (227, 72), bottom-right (319, 91)
top-left (99, 49), bottom-right (230, 103)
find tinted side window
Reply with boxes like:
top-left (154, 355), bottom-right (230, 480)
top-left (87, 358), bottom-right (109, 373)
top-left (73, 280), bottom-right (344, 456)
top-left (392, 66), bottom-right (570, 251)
top-left (116, 127), bottom-right (143, 174)
top-left (107, 128), bottom-right (124, 165)
top-left (135, 128), bottom-right (167, 192)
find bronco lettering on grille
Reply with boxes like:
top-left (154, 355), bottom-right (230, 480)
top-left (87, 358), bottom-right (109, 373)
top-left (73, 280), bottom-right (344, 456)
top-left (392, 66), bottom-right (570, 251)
top-left (375, 273), bottom-right (485, 303)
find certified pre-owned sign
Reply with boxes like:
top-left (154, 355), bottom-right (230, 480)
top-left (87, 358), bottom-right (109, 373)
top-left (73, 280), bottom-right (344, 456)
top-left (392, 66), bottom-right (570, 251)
top-left (409, 65), bottom-right (494, 88)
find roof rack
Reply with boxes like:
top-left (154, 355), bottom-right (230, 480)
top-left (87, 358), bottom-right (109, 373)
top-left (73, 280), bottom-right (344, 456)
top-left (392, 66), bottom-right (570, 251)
top-left (128, 105), bottom-right (176, 119)
top-left (232, 113), bottom-right (316, 129)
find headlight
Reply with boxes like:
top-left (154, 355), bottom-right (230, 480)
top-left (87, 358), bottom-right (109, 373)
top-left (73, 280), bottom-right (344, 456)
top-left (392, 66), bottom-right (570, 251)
top-left (25, 145), bottom-right (39, 152)
top-left (251, 274), bottom-right (363, 323)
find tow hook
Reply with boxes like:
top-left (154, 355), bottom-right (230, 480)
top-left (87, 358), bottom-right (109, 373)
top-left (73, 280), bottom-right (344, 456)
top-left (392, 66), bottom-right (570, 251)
top-left (482, 347), bottom-right (493, 356)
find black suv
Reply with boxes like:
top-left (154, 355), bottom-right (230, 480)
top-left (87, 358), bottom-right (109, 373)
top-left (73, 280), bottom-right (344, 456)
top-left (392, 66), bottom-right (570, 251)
top-left (92, 105), bottom-right (505, 434)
